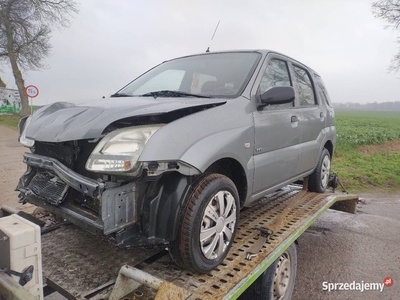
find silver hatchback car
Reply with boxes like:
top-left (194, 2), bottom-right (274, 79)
top-left (17, 50), bottom-right (335, 272)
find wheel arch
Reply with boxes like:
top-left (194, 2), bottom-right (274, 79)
top-left (324, 140), bottom-right (334, 158)
top-left (204, 157), bottom-right (248, 207)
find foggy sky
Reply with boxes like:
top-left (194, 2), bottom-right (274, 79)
top-left (1, 0), bottom-right (399, 106)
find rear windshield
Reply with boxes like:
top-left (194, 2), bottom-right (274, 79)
top-left (117, 52), bottom-right (261, 99)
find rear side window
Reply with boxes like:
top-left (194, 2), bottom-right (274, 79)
top-left (314, 74), bottom-right (332, 107)
top-left (259, 59), bottom-right (293, 108)
top-left (293, 66), bottom-right (316, 106)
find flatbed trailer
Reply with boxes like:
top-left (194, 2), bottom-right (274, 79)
top-left (0, 185), bottom-right (358, 300)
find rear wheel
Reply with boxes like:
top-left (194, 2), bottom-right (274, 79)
top-left (308, 148), bottom-right (331, 193)
top-left (169, 174), bottom-right (240, 273)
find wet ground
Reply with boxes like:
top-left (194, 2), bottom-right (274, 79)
top-left (293, 194), bottom-right (400, 300)
top-left (0, 125), bottom-right (399, 299)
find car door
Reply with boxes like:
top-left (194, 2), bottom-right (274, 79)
top-left (252, 55), bottom-right (301, 197)
top-left (289, 63), bottom-right (324, 173)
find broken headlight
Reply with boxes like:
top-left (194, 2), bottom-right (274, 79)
top-left (85, 125), bottom-right (163, 173)
top-left (19, 115), bottom-right (35, 147)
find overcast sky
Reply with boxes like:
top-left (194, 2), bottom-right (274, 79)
top-left (1, 0), bottom-right (399, 105)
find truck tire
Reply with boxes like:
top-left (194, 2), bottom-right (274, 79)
top-left (308, 148), bottom-right (331, 193)
top-left (169, 174), bottom-right (240, 273)
top-left (240, 242), bottom-right (297, 300)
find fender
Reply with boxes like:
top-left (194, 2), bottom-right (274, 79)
top-left (140, 172), bottom-right (193, 241)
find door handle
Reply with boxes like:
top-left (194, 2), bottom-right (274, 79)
top-left (291, 115), bottom-right (298, 123)
top-left (320, 112), bottom-right (324, 118)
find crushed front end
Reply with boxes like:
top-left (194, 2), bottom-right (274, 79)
top-left (16, 136), bottom-right (196, 248)
top-left (16, 139), bottom-right (141, 238)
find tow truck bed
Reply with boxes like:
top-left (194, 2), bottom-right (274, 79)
top-left (1, 185), bottom-right (358, 300)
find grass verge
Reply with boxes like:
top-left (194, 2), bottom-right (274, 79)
top-left (0, 106), bottom-right (41, 129)
top-left (0, 114), bottom-right (20, 129)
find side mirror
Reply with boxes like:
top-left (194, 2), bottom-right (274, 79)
top-left (259, 86), bottom-right (295, 106)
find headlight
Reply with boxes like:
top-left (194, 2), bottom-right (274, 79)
top-left (85, 125), bottom-right (163, 173)
top-left (19, 116), bottom-right (35, 147)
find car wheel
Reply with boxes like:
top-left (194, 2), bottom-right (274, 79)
top-left (169, 173), bottom-right (240, 273)
top-left (239, 243), bottom-right (297, 300)
top-left (308, 148), bottom-right (331, 193)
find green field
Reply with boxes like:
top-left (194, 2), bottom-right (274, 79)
top-left (333, 110), bottom-right (400, 192)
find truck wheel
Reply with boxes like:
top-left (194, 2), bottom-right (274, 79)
top-left (240, 243), bottom-right (297, 300)
top-left (169, 174), bottom-right (240, 273)
top-left (308, 148), bottom-right (331, 193)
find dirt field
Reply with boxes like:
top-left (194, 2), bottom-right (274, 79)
top-left (0, 125), bottom-right (399, 300)
top-left (0, 125), bottom-right (33, 211)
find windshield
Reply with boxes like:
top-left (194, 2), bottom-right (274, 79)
top-left (115, 52), bottom-right (261, 98)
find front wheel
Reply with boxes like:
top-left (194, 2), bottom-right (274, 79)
top-left (308, 148), bottom-right (331, 193)
top-left (169, 174), bottom-right (240, 273)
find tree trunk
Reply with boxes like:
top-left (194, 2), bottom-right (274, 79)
top-left (8, 53), bottom-right (29, 115)
top-left (3, 7), bottom-right (30, 116)
top-left (0, 76), bottom-right (5, 88)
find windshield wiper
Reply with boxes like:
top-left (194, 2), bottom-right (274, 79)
top-left (110, 93), bottom-right (134, 97)
top-left (139, 90), bottom-right (211, 99)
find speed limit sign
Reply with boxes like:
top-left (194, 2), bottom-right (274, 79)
top-left (25, 85), bottom-right (39, 98)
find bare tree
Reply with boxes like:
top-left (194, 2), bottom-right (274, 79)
top-left (0, 0), bottom-right (77, 115)
top-left (372, 0), bottom-right (400, 72)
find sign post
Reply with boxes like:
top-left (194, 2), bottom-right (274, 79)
top-left (24, 85), bottom-right (39, 114)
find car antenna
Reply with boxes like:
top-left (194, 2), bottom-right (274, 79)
top-left (206, 20), bottom-right (220, 52)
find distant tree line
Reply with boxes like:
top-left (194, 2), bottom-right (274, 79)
top-left (334, 101), bottom-right (400, 111)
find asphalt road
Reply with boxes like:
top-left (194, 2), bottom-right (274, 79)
top-left (0, 125), bottom-right (399, 300)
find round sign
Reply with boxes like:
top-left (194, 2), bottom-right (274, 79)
top-left (25, 85), bottom-right (39, 98)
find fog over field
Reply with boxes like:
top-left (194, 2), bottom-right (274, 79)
top-left (334, 101), bottom-right (400, 111)
top-left (1, 0), bottom-right (400, 105)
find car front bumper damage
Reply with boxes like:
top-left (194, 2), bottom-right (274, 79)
top-left (17, 152), bottom-right (137, 236)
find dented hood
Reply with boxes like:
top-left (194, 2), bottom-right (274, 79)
top-left (25, 97), bottom-right (226, 142)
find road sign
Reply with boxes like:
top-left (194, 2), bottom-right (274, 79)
top-left (25, 85), bottom-right (39, 98)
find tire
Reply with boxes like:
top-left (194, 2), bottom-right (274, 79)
top-left (239, 243), bottom-right (297, 300)
top-left (169, 173), bottom-right (240, 273)
top-left (308, 148), bottom-right (331, 193)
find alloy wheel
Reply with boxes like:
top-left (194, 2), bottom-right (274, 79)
top-left (321, 155), bottom-right (331, 189)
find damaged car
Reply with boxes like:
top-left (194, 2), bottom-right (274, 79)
top-left (17, 50), bottom-right (335, 272)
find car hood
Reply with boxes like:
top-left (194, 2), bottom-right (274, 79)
top-left (25, 97), bottom-right (226, 142)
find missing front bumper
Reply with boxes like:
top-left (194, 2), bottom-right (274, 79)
top-left (17, 153), bottom-right (137, 235)
top-left (22, 152), bottom-right (104, 198)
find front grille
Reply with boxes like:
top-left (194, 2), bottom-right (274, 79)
top-left (27, 171), bottom-right (68, 205)
top-left (34, 140), bottom-right (99, 180)
top-left (35, 142), bottom-right (75, 168)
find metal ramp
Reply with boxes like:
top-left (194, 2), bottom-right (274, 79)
top-left (5, 185), bottom-right (357, 299)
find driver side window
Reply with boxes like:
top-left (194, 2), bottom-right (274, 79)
top-left (259, 59), bottom-right (293, 108)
